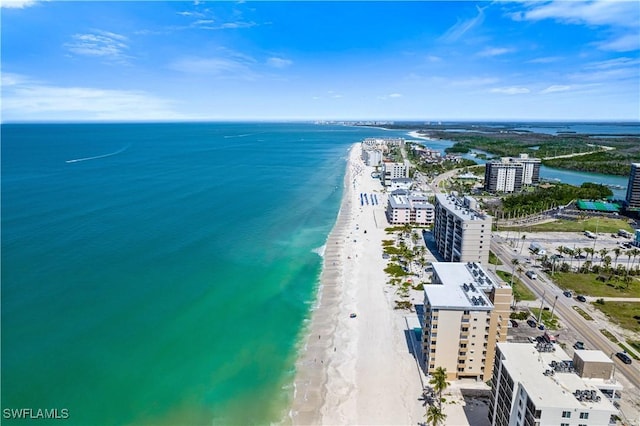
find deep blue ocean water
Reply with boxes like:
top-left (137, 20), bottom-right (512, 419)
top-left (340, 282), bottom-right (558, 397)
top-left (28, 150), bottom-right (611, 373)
top-left (2, 121), bottom-right (637, 425)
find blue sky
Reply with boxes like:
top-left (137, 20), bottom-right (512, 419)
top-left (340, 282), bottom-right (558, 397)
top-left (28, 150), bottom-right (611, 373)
top-left (2, 0), bottom-right (639, 122)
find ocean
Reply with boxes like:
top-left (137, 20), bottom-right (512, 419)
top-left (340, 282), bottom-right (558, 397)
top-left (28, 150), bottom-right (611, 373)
top-left (1, 121), bottom-right (637, 425)
top-left (1, 122), bottom-right (404, 425)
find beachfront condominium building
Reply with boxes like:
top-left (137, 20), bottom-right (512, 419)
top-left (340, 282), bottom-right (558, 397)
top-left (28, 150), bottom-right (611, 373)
top-left (421, 262), bottom-right (511, 381)
top-left (386, 189), bottom-right (434, 225)
top-left (361, 148), bottom-right (383, 167)
top-left (489, 343), bottom-right (620, 426)
top-left (433, 194), bottom-right (492, 264)
top-left (484, 154), bottom-right (541, 193)
top-left (625, 163), bottom-right (640, 210)
top-left (382, 161), bottom-right (408, 187)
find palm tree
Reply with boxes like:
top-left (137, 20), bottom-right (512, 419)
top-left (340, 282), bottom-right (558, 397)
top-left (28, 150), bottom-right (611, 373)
top-left (613, 247), bottom-right (622, 268)
top-left (429, 366), bottom-right (450, 411)
top-left (584, 247), bottom-right (595, 262)
top-left (574, 247), bottom-right (583, 270)
top-left (426, 405), bottom-right (447, 426)
top-left (519, 234), bottom-right (527, 255)
top-left (510, 258), bottom-right (520, 286)
top-left (603, 255), bottom-right (612, 273)
top-left (556, 246), bottom-right (565, 259)
top-left (599, 248), bottom-right (609, 266)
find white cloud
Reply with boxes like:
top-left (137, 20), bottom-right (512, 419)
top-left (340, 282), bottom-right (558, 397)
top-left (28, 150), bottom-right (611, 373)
top-left (449, 77), bottom-right (500, 87)
top-left (440, 5), bottom-right (486, 42)
top-left (65, 30), bottom-right (130, 63)
top-left (510, 1), bottom-right (639, 28)
top-left (595, 34), bottom-right (640, 52)
top-left (490, 87), bottom-right (530, 95)
top-left (528, 56), bottom-right (561, 64)
top-left (168, 56), bottom-right (257, 80)
top-left (389, 93), bottom-right (402, 98)
top-left (266, 57), bottom-right (292, 68)
top-left (1, 73), bottom-right (181, 121)
top-left (477, 47), bottom-right (514, 57)
top-left (427, 55), bottom-right (442, 62)
top-left (1, 0), bottom-right (38, 8)
top-left (540, 85), bottom-right (571, 94)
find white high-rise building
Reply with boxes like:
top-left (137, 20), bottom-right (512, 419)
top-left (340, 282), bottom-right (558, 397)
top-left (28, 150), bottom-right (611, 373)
top-left (433, 194), bottom-right (492, 264)
top-left (422, 262), bottom-right (511, 381)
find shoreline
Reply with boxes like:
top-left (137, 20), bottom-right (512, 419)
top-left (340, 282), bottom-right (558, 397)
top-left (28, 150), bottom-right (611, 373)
top-left (289, 143), bottom-right (357, 425)
top-left (289, 142), bottom-right (426, 425)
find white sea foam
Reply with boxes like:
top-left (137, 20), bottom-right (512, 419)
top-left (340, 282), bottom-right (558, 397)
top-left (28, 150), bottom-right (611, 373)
top-left (66, 144), bottom-right (130, 163)
top-left (311, 244), bottom-right (326, 257)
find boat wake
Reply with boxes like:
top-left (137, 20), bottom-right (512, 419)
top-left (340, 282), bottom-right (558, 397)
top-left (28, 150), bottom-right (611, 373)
top-left (66, 144), bottom-right (130, 163)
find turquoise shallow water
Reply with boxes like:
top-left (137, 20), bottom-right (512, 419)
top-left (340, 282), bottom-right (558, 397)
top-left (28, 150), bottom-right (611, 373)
top-left (1, 122), bottom-right (407, 425)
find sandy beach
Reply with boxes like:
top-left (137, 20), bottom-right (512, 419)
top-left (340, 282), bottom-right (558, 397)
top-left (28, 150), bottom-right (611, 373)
top-left (290, 143), bottom-right (426, 425)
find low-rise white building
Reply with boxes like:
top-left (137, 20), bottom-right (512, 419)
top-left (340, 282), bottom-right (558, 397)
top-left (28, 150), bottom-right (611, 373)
top-left (386, 189), bottom-right (434, 225)
top-left (389, 177), bottom-right (413, 190)
top-left (489, 343), bottom-right (619, 426)
top-left (381, 161), bottom-right (408, 187)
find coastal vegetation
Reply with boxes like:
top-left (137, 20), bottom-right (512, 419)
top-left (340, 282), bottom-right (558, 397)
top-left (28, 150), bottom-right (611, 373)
top-left (495, 270), bottom-right (536, 302)
top-left (530, 307), bottom-right (559, 330)
top-left (496, 183), bottom-right (612, 217)
top-left (502, 217), bottom-right (632, 233)
top-left (488, 251), bottom-right (503, 265)
top-left (591, 301), bottom-right (640, 333)
top-left (370, 123), bottom-right (640, 176)
top-left (426, 367), bottom-right (449, 426)
top-left (551, 272), bottom-right (640, 298)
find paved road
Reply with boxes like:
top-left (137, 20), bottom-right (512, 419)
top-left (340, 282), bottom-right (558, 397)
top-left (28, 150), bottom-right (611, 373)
top-left (491, 237), bottom-right (640, 391)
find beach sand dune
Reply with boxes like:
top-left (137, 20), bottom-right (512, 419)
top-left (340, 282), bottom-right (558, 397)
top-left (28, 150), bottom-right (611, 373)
top-left (290, 143), bottom-right (426, 425)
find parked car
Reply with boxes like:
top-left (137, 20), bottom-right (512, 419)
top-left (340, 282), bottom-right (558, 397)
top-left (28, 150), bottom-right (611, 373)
top-left (616, 352), bottom-right (632, 365)
top-left (574, 341), bottom-right (585, 350)
top-left (510, 319), bottom-right (519, 328)
top-left (538, 324), bottom-right (545, 330)
top-left (563, 290), bottom-right (572, 298)
top-left (527, 319), bottom-right (537, 328)
top-left (576, 295), bottom-right (587, 302)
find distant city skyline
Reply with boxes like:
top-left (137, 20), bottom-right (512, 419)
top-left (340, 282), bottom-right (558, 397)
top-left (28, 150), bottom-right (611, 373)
top-left (2, 0), bottom-right (639, 122)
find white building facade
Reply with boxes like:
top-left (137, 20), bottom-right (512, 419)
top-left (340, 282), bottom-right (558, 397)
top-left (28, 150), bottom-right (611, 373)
top-left (386, 190), bottom-right (434, 225)
top-left (489, 343), bottom-right (619, 426)
top-left (382, 161), bottom-right (408, 187)
top-left (422, 262), bottom-right (511, 381)
top-left (433, 194), bottom-right (492, 264)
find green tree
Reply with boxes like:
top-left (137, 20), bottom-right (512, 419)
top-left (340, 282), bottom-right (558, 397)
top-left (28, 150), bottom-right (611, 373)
top-left (599, 248), bottom-right (609, 266)
top-left (426, 405), bottom-right (447, 426)
top-left (429, 366), bottom-right (450, 411)
top-left (613, 247), bottom-right (622, 267)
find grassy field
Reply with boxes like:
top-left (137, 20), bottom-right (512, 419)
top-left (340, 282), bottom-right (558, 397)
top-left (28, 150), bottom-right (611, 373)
top-left (552, 272), bottom-right (640, 298)
top-left (488, 251), bottom-right (503, 265)
top-left (495, 270), bottom-right (536, 301)
top-left (504, 217), bottom-right (633, 233)
top-left (592, 301), bottom-right (640, 333)
top-left (530, 307), bottom-right (559, 330)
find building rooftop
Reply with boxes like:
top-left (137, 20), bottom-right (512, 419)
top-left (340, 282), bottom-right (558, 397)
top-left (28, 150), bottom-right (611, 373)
top-left (574, 349), bottom-right (614, 364)
top-left (424, 262), bottom-right (501, 310)
top-left (497, 343), bottom-right (618, 412)
top-left (435, 193), bottom-right (491, 222)
top-left (389, 191), bottom-right (433, 210)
